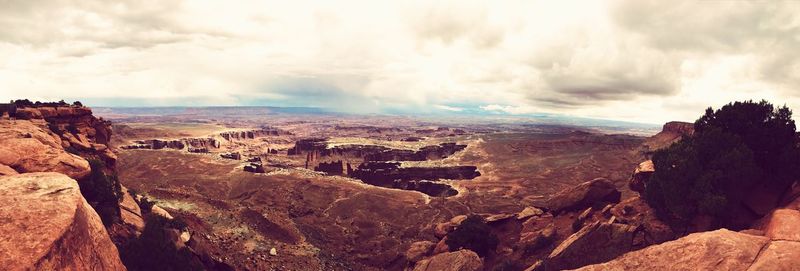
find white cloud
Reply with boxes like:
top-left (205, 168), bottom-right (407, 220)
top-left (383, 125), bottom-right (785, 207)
top-left (0, 0), bottom-right (798, 124)
top-left (434, 104), bottom-right (464, 112)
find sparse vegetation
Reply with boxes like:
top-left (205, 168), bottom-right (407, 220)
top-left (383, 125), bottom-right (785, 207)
top-left (119, 214), bottom-right (204, 271)
top-left (445, 215), bottom-right (498, 257)
top-left (81, 159), bottom-right (123, 225)
top-left (646, 100), bottom-right (800, 229)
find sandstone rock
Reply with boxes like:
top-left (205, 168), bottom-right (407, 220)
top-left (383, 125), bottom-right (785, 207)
top-left (432, 237), bottom-right (450, 255)
top-left (573, 207), bottom-right (593, 231)
top-left (519, 224), bottom-right (556, 252)
top-left (517, 206), bottom-right (545, 220)
top-left (64, 132), bottom-right (92, 150)
top-left (747, 240), bottom-right (800, 271)
top-left (643, 121), bottom-right (694, 151)
top-left (629, 160), bottom-right (653, 194)
top-left (450, 215), bottom-right (468, 224)
top-left (0, 164), bottom-right (18, 176)
top-left (166, 228), bottom-right (186, 249)
top-left (151, 205), bottom-right (174, 220)
top-left (546, 178), bottom-right (621, 214)
top-left (119, 186), bottom-right (144, 233)
top-left (486, 213), bottom-right (515, 223)
top-left (524, 260), bottom-right (544, 271)
top-left (412, 250), bottom-right (482, 271)
top-left (547, 219), bottom-right (638, 270)
top-left (758, 209), bottom-right (800, 242)
top-left (574, 229), bottom-right (769, 271)
top-left (0, 120), bottom-right (91, 180)
top-left (14, 108), bottom-right (42, 119)
top-left (0, 173), bottom-right (125, 270)
top-left (406, 241), bottom-right (436, 262)
top-left (610, 196), bottom-right (675, 246)
top-left (662, 121), bottom-right (694, 135)
top-left (180, 230), bottom-right (191, 243)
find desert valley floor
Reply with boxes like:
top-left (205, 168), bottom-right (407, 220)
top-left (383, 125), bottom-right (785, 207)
top-left (103, 107), bottom-right (658, 270)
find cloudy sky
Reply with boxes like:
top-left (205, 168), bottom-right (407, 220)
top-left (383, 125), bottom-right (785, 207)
top-left (1, 0), bottom-right (799, 124)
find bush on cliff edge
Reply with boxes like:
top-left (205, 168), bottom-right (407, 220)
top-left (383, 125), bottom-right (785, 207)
top-left (81, 159), bottom-right (123, 225)
top-left (445, 215), bottom-right (498, 257)
top-left (646, 100), bottom-right (800, 229)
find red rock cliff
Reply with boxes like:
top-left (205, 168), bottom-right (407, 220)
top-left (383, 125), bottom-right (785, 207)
top-left (0, 173), bottom-right (126, 270)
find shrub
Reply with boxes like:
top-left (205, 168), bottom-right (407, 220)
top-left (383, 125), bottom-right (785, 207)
top-left (119, 214), bottom-right (204, 271)
top-left (138, 196), bottom-right (156, 214)
top-left (445, 215), bottom-right (498, 257)
top-left (81, 159), bottom-right (123, 225)
top-left (645, 100), bottom-right (800, 229)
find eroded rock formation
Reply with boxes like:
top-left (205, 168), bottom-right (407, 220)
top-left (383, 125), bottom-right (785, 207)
top-left (412, 249), bottom-right (483, 271)
top-left (545, 178), bottom-right (621, 214)
top-left (220, 128), bottom-right (289, 141)
top-left (574, 228), bottom-right (777, 271)
top-left (0, 119), bottom-right (91, 179)
top-left (0, 173), bottom-right (126, 270)
top-left (122, 137), bottom-right (219, 151)
top-left (546, 218), bottom-right (638, 270)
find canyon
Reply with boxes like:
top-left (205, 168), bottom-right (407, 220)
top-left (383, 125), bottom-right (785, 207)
top-left (2, 101), bottom-right (799, 271)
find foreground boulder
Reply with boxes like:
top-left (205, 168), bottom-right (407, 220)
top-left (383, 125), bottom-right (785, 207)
top-left (546, 219), bottom-right (637, 270)
top-left (546, 178), bottom-right (621, 214)
top-left (574, 229), bottom-right (769, 271)
top-left (412, 249), bottom-right (483, 271)
top-left (0, 173), bottom-right (126, 270)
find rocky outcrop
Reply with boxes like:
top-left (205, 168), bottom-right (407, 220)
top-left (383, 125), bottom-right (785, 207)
top-left (577, 208), bottom-right (800, 271)
top-left (0, 164), bottom-right (17, 175)
top-left (575, 229), bottom-right (767, 271)
top-left (122, 138), bottom-right (219, 151)
top-left (219, 128), bottom-right (289, 141)
top-left (350, 162), bottom-right (474, 197)
top-left (545, 178), bottom-right (621, 214)
top-left (546, 219), bottom-right (637, 270)
top-left (406, 241), bottom-right (436, 262)
top-left (3, 102), bottom-right (117, 169)
top-left (289, 139), bottom-right (466, 163)
top-left (220, 152), bottom-right (241, 160)
top-left (244, 162), bottom-right (265, 173)
top-left (662, 121), bottom-right (694, 135)
top-left (0, 120), bottom-right (91, 179)
top-left (412, 250), bottom-right (483, 271)
top-left (643, 121), bottom-right (694, 151)
top-left (119, 186), bottom-right (144, 233)
top-left (609, 196), bottom-right (675, 247)
top-left (365, 143), bottom-right (468, 161)
top-left (0, 173), bottom-right (126, 270)
top-left (628, 160), bottom-right (653, 194)
top-left (315, 160), bottom-right (345, 175)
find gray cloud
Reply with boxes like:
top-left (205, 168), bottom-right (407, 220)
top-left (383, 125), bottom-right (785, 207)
top-left (1, 0), bottom-right (799, 124)
top-left (611, 0), bottom-right (800, 89)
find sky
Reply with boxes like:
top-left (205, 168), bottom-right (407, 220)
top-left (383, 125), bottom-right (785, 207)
top-left (1, 0), bottom-right (799, 124)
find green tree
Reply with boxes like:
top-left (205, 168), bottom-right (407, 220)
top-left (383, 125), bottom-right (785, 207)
top-left (645, 100), bottom-right (800, 229)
